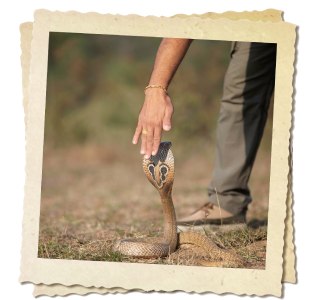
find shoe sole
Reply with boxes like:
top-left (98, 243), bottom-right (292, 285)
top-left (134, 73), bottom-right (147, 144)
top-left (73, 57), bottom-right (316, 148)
top-left (176, 214), bottom-right (246, 226)
top-left (177, 223), bottom-right (247, 233)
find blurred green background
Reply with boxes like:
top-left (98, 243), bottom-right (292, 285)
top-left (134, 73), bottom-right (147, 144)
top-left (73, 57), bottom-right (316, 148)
top-left (45, 33), bottom-right (232, 151)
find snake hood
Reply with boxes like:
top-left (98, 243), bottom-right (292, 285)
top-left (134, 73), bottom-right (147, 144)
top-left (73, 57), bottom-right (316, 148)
top-left (143, 141), bottom-right (174, 195)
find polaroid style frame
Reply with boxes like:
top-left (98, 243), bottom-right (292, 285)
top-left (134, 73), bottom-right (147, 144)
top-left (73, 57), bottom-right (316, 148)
top-left (20, 10), bottom-right (296, 297)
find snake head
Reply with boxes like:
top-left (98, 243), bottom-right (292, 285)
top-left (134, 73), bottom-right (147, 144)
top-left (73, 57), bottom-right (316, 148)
top-left (143, 142), bottom-right (174, 193)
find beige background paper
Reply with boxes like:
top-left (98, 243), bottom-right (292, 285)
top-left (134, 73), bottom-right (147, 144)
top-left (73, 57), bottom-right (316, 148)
top-left (18, 10), bottom-right (296, 297)
top-left (20, 10), bottom-right (296, 297)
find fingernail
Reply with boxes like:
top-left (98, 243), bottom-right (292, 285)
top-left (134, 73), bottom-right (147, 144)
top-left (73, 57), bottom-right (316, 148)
top-left (152, 151), bottom-right (157, 155)
top-left (144, 154), bottom-right (150, 159)
top-left (132, 140), bottom-right (136, 144)
top-left (140, 150), bottom-right (145, 154)
top-left (163, 125), bottom-right (171, 131)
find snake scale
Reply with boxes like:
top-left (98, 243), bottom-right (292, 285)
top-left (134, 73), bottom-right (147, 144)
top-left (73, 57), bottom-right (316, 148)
top-left (113, 142), bottom-right (243, 267)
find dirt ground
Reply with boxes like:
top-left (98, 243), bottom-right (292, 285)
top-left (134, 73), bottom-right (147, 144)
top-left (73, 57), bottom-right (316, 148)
top-left (38, 132), bottom-right (270, 269)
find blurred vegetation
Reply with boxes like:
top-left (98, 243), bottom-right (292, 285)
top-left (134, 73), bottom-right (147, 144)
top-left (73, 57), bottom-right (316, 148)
top-left (45, 33), bottom-right (231, 150)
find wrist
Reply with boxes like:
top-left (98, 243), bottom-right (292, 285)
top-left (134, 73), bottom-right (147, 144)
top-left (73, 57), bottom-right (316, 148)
top-left (144, 84), bottom-right (168, 95)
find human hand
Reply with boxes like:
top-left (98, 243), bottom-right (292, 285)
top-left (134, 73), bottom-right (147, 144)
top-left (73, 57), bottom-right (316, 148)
top-left (132, 88), bottom-right (173, 158)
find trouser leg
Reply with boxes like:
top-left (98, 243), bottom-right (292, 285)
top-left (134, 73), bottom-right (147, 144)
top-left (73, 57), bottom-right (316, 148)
top-left (208, 42), bottom-right (277, 215)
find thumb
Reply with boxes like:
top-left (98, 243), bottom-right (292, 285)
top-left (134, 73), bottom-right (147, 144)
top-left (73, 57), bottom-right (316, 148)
top-left (163, 103), bottom-right (173, 131)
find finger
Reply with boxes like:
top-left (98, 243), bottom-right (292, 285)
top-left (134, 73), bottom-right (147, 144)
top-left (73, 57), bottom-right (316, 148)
top-left (132, 122), bottom-right (142, 144)
top-left (163, 97), bottom-right (173, 131)
top-left (141, 128), bottom-right (148, 155)
top-left (152, 126), bottom-right (162, 156)
top-left (144, 127), bottom-right (154, 159)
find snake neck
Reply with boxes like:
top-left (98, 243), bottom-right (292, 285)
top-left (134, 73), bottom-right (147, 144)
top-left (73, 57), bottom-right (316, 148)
top-left (160, 191), bottom-right (178, 253)
top-left (143, 142), bottom-right (177, 253)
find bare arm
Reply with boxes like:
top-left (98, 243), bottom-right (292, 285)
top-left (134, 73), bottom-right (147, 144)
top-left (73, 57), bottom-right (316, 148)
top-left (132, 38), bottom-right (193, 158)
top-left (148, 38), bottom-right (193, 88)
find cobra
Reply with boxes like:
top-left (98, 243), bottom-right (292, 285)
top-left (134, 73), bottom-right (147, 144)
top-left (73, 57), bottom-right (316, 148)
top-left (112, 142), bottom-right (243, 266)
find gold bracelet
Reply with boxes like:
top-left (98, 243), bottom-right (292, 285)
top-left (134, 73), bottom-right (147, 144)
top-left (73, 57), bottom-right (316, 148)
top-left (144, 84), bottom-right (168, 94)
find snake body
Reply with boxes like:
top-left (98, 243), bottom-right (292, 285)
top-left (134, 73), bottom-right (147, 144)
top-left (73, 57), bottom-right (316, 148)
top-left (113, 142), bottom-right (243, 266)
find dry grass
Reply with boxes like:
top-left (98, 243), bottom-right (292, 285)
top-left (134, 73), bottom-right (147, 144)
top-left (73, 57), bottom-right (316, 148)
top-left (38, 222), bottom-right (267, 268)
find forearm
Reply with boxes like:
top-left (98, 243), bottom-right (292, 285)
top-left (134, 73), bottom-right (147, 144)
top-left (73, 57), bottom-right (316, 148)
top-left (148, 38), bottom-right (193, 88)
top-left (133, 38), bottom-right (192, 157)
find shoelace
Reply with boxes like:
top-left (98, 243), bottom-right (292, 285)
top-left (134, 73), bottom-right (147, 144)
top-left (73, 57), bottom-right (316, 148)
top-left (198, 202), bottom-right (215, 218)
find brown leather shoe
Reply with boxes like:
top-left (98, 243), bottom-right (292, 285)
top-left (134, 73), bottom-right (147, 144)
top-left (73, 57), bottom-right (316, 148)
top-left (176, 202), bottom-right (246, 226)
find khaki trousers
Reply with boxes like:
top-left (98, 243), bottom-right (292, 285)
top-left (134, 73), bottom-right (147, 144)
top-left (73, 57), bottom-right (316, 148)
top-left (208, 42), bottom-right (277, 215)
